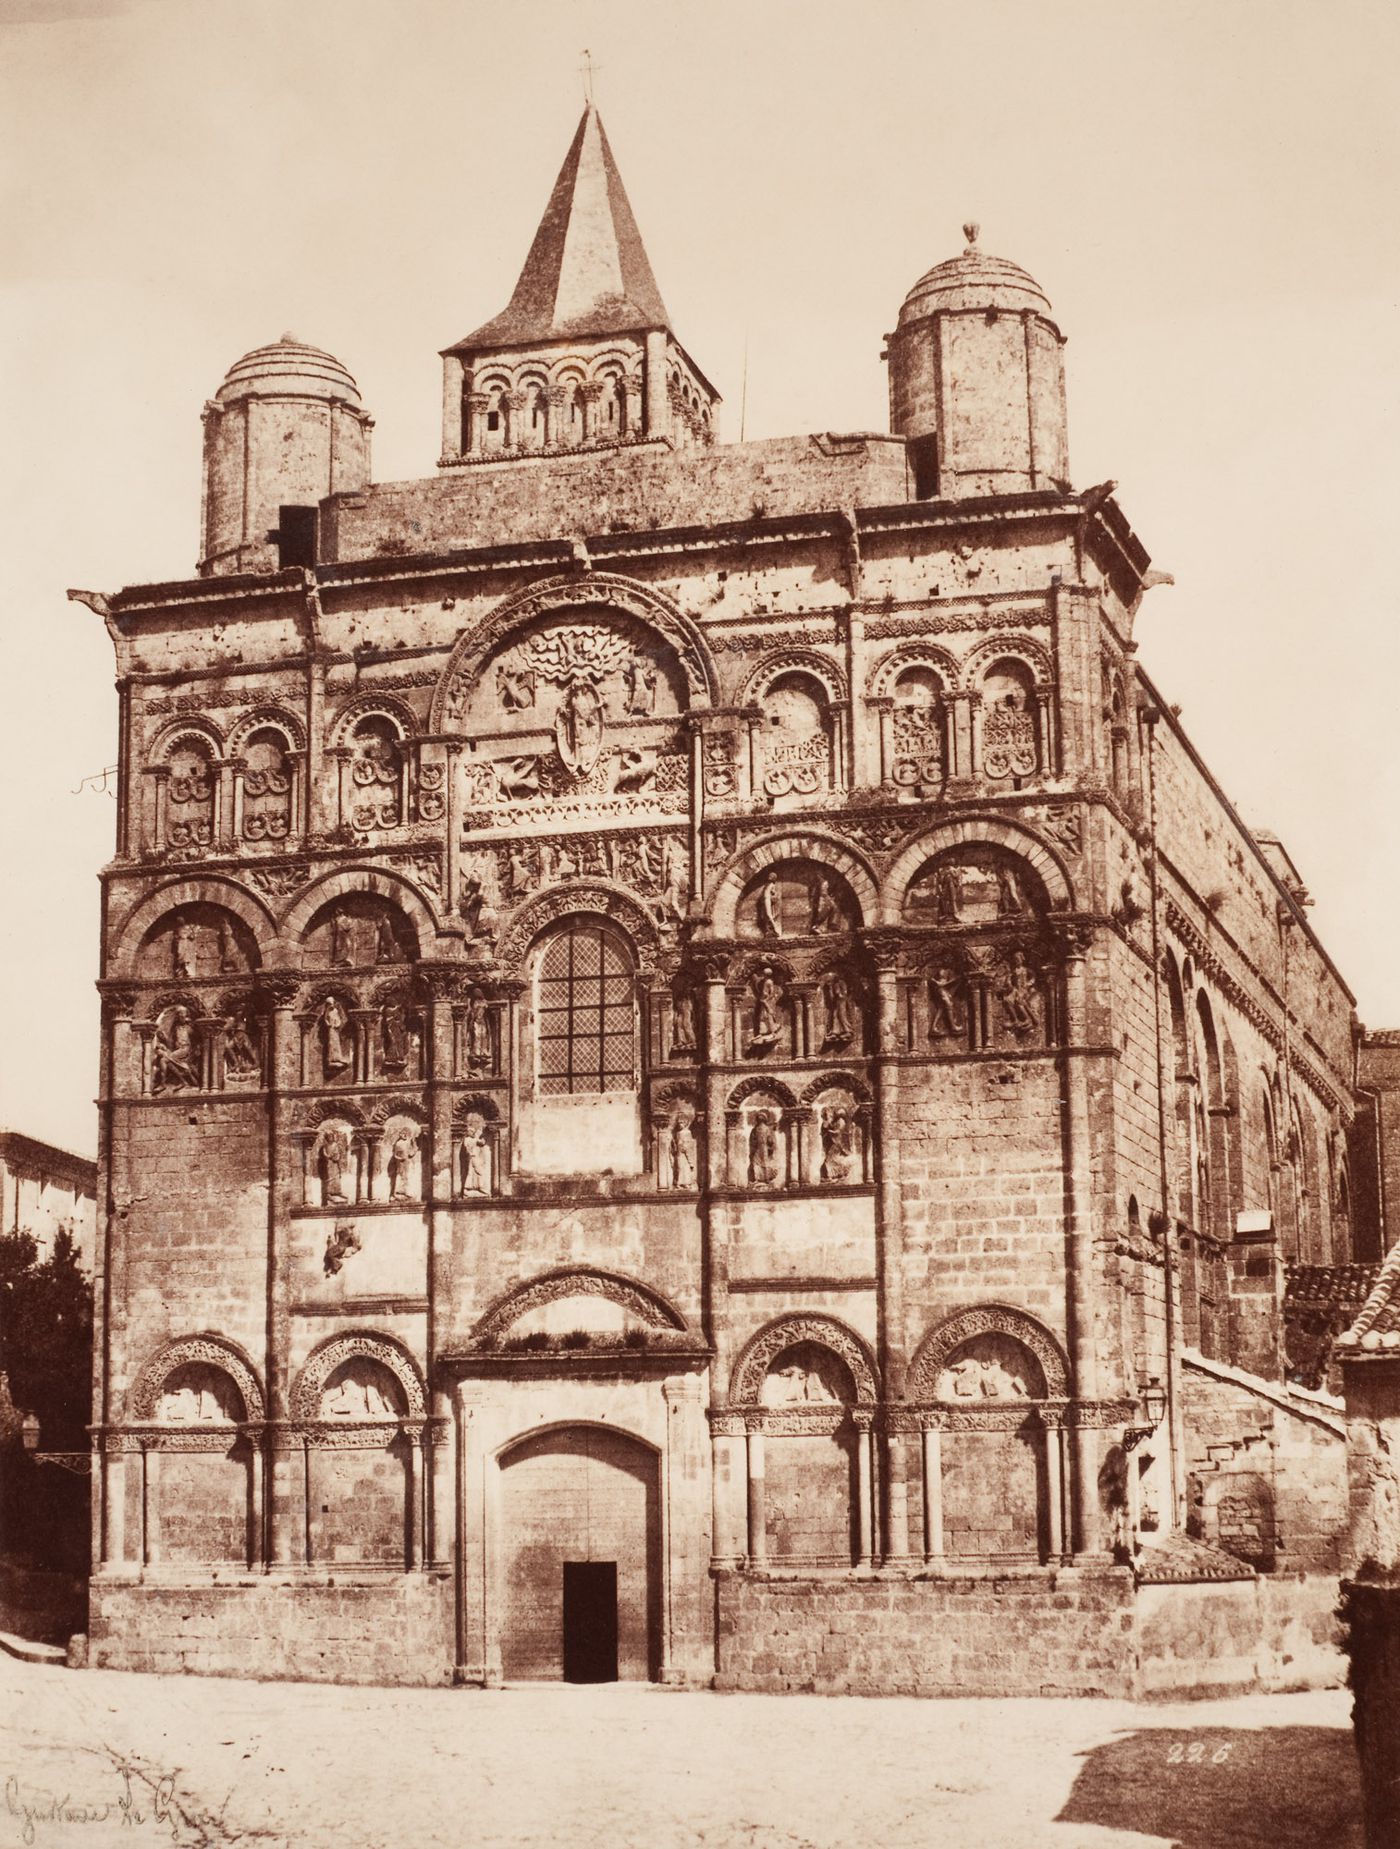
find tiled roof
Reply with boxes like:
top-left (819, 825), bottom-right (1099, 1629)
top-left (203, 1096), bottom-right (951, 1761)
top-left (1284, 1263), bottom-right (1379, 1388)
top-left (1134, 1532), bottom-right (1255, 1584)
top-left (1335, 1242), bottom-right (1400, 1354)
top-left (449, 106), bottom-right (670, 352)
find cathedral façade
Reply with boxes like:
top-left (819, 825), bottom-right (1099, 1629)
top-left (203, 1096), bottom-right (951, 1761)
top-left (75, 104), bottom-right (1378, 1695)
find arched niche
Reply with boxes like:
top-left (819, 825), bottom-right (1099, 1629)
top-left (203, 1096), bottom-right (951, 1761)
top-left (153, 724), bottom-right (220, 851)
top-left (234, 722), bottom-right (298, 843)
top-left (432, 574), bottom-right (716, 739)
top-left (730, 1314), bottom-right (878, 1407)
top-left (129, 1334), bottom-right (266, 1424)
top-left (868, 650), bottom-right (957, 797)
top-left (136, 900), bottom-right (261, 982)
top-left (908, 1306), bottom-right (1068, 1404)
top-left (472, 1266), bottom-right (688, 1348)
top-left (724, 1076), bottom-right (796, 1189)
top-left (708, 833), bottom-right (878, 939)
top-left (755, 667), bottom-right (839, 802)
top-left (280, 867), bottom-right (441, 962)
top-left (735, 858), bottom-right (860, 941)
top-left (881, 820), bottom-right (1071, 926)
top-left (292, 1332), bottom-right (426, 1422)
top-left (901, 841), bottom-right (1050, 927)
top-left (110, 878), bottom-right (275, 980)
top-left (152, 1361), bottom-right (246, 1426)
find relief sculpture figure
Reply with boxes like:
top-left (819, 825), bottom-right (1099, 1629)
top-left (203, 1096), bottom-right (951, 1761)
top-left (820, 1107), bottom-right (857, 1183)
top-left (321, 995), bottom-right (351, 1075)
top-left (460, 1112), bottom-right (491, 1195)
top-left (152, 1005), bottom-right (200, 1093)
top-left (749, 965), bottom-right (784, 1053)
top-left (748, 1109), bottom-right (782, 1187)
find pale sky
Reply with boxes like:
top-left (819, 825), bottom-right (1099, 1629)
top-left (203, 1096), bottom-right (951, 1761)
top-left (2, 0), bottom-right (1397, 1157)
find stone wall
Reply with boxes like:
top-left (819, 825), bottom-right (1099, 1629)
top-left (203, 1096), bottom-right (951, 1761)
top-left (322, 434), bottom-right (911, 563)
top-left (89, 1574), bottom-right (453, 1684)
top-left (714, 1570), bottom-right (1138, 1698)
top-left (1182, 1352), bottom-right (1347, 1572)
top-left (715, 1568), bottom-right (1343, 1700)
top-left (1136, 1573), bottom-right (1344, 1697)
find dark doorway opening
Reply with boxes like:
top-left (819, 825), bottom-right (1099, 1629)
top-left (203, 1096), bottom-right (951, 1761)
top-left (562, 1561), bottom-right (618, 1683)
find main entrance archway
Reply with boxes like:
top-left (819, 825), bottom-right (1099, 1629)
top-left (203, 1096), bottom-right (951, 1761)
top-left (497, 1425), bottom-right (661, 1682)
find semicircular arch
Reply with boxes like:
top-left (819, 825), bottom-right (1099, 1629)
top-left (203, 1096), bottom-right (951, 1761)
top-left (291, 1331), bottom-right (426, 1421)
top-left (881, 817), bottom-right (1073, 923)
top-left (730, 1313), bottom-right (879, 1406)
top-left (472, 1266), bottom-right (689, 1345)
top-left (128, 1332), bottom-right (266, 1423)
top-left (278, 865), bottom-right (445, 957)
top-left (495, 881), bottom-right (661, 979)
top-left (109, 877), bottom-right (278, 978)
top-left (430, 572), bottom-right (718, 731)
top-left (707, 831), bottom-right (878, 936)
top-left (906, 1304), bottom-right (1069, 1400)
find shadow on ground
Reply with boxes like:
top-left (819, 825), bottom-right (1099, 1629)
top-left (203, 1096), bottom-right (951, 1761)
top-left (1057, 1725), bottom-right (1362, 1849)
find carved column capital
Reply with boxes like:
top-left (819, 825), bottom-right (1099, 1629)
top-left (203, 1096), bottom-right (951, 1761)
top-left (257, 972), bottom-right (303, 1009)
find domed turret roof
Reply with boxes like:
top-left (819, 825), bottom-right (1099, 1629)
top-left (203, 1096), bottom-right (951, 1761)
top-left (897, 225), bottom-right (1054, 327)
top-left (215, 334), bottom-right (362, 406)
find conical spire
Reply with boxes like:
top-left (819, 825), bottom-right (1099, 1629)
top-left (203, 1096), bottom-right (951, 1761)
top-left (453, 105), bottom-right (671, 349)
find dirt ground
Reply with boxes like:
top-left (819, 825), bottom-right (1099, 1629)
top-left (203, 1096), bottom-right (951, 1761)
top-left (0, 1656), bottom-right (1363, 1849)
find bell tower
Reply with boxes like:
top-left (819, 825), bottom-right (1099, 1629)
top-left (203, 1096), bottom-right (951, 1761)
top-left (439, 104), bottom-right (718, 465)
top-left (884, 224), bottom-right (1069, 500)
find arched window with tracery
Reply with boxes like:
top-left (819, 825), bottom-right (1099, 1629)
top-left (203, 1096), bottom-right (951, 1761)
top-left (519, 921), bottom-right (642, 1175)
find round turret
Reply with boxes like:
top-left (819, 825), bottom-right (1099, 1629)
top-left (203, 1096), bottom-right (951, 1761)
top-left (199, 335), bottom-right (372, 577)
top-left (885, 225), bottom-right (1069, 501)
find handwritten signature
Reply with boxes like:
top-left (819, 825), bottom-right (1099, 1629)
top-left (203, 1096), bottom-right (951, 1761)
top-left (5, 1769), bottom-right (181, 1844)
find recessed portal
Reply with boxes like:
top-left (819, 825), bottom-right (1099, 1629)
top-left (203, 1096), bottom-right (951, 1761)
top-left (498, 1424), bottom-right (661, 1681)
top-left (562, 1561), bottom-right (618, 1682)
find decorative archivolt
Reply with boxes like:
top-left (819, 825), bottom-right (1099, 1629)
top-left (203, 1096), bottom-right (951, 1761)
top-left (472, 1266), bottom-right (689, 1344)
top-left (226, 705), bottom-right (306, 757)
top-left (325, 691), bottom-right (419, 750)
top-left (429, 572), bottom-right (718, 732)
top-left (741, 648), bottom-right (847, 708)
top-left (495, 882), bottom-right (660, 979)
top-left (291, 1332), bottom-right (426, 1422)
top-left (905, 1305), bottom-right (1069, 1401)
top-left (866, 643), bottom-right (962, 701)
top-left (726, 1073), bottom-right (799, 1112)
top-left (147, 717), bottom-right (225, 762)
top-left (295, 1096), bottom-right (367, 1129)
top-left (128, 1333), bottom-right (266, 1424)
top-left (364, 1093), bottom-right (425, 1127)
top-left (730, 1314), bottom-right (879, 1406)
top-left (109, 877), bottom-right (278, 978)
top-left (799, 1068), bottom-right (873, 1105)
top-left (279, 866), bottom-right (443, 957)
top-left (707, 831), bottom-right (879, 936)
top-left (880, 818), bottom-right (1073, 923)
top-left (960, 636), bottom-right (1054, 689)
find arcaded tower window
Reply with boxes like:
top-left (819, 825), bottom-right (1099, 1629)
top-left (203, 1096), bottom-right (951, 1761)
top-left (537, 926), bottom-right (636, 1096)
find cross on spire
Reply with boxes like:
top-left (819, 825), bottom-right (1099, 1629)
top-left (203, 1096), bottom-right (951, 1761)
top-left (579, 48), bottom-right (601, 105)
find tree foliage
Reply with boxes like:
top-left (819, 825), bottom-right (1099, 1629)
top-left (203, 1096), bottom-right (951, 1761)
top-left (0, 1227), bottom-right (93, 1449)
